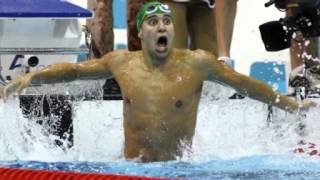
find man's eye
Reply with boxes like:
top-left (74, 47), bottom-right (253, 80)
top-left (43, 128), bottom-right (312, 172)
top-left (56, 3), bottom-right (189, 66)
top-left (163, 18), bottom-right (171, 25)
top-left (148, 19), bottom-right (158, 26)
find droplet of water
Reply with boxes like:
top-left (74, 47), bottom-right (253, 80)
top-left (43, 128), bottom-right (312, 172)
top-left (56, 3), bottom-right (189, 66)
top-left (292, 32), bottom-right (297, 39)
top-left (275, 94), bottom-right (280, 103)
top-left (304, 40), bottom-right (310, 47)
top-left (273, 67), bottom-right (280, 74)
top-left (272, 84), bottom-right (279, 92)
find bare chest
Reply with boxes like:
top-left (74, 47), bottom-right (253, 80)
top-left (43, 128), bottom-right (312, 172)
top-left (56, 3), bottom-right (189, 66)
top-left (114, 65), bottom-right (203, 109)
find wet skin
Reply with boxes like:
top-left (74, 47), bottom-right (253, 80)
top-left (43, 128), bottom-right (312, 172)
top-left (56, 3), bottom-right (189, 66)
top-left (116, 50), bottom-right (204, 161)
top-left (1, 14), bottom-right (316, 162)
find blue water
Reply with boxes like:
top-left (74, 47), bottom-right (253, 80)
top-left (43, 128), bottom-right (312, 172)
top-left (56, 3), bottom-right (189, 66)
top-left (1, 155), bottom-right (320, 179)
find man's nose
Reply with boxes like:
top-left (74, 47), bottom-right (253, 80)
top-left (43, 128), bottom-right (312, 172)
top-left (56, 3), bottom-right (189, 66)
top-left (158, 21), bottom-right (166, 32)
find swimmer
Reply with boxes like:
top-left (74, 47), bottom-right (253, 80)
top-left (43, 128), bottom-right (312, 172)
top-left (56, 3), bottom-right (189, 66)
top-left (0, 2), bottom-right (317, 162)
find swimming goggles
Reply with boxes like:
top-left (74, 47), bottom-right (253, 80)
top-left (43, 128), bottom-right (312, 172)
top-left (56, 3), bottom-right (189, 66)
top-left (136, 2), bottom-right (172, 32)
top-left (145, 4), bottom-right (171, 15)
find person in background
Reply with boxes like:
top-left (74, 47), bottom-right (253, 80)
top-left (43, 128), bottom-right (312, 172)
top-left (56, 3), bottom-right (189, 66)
top-left (158, 0), bottom-right (217, 53)
top-left (87, 0), bottom-right (121, 99)
top-left (87, 0), bottom-right (114, 58)
top-left (215, 0), bottom-right (237, 66)
top-left (127, 0), bottom-right (149, 51)
top-left (215, 0), bottom-right (318, 72)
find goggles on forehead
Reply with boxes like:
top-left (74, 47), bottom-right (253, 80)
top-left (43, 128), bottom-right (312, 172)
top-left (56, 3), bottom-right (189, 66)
top-left (146, 4), bottom-right (171, 15)
top-left (136, 2), bottom-right (172, 33)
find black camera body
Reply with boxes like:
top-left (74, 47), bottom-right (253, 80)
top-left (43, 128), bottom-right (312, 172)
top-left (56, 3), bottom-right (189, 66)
top-left (259, 0), bottom-right (320, 51)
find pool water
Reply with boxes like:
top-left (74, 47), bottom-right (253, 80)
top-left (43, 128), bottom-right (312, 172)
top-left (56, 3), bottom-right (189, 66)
top-left (1, 83), bottom-right (320, 179)
top-left (1, 155), bottom-right (320, 179)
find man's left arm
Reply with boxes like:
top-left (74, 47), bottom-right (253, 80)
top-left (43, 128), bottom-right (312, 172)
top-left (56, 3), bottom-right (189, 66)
top-left (197, 50), bottom-right (316, 113)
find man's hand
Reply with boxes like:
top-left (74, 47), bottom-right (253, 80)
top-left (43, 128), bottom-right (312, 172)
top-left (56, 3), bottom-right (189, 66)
top-left (2, 74), bottom-right (33, 100)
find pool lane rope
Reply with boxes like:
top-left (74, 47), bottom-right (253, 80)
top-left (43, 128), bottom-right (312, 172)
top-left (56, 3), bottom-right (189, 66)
top-left (0, 168), bottom-right (175, 180)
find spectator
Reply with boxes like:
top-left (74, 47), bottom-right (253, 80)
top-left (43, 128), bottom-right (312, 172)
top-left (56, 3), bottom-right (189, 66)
top-left (87, 0), bottom-right (121, 99)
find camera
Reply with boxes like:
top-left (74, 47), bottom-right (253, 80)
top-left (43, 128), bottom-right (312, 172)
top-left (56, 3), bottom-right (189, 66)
top-left (22, 55), bottom-right (39, 68)
top-left (21, 55), bottom-right (39, 74)
top-left (259, 0), bottom-right (320, 51)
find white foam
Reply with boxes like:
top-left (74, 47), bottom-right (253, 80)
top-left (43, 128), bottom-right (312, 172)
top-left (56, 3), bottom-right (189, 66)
top-left (0, 81), bottom-right (319, 162)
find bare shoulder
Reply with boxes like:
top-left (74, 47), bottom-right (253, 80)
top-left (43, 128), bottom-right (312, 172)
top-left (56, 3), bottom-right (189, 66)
top-left (173, 49), bottom-right (217, 66)
top-left (99, 50), bottom-right (140, 65)
top-left (193, 49), bottom-right (217, 61)
top-left (101, 49), bottom-right (131, 61)
top-left (172, 48), bottom-right (197, 63)
top-left (173, 48), bottom-right (195, 57)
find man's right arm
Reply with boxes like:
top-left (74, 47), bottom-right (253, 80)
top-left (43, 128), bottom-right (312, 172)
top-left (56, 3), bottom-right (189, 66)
top-left (2, 50), bottom-right (123, 99)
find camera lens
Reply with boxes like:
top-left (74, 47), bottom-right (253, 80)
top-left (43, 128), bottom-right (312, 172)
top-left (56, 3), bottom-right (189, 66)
top-left (28, 56), bottom-right (39, 67)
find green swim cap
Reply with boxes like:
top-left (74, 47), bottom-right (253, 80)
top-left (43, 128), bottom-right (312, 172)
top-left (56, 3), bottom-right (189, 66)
top-left (136, 1), bottom-right (171, 33)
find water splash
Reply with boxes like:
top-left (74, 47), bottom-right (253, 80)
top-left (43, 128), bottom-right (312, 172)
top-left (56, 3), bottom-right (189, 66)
top-left (0, 81), bottom-right (319, 163)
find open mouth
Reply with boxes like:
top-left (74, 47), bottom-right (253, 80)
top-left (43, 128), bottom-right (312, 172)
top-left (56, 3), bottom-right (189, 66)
top-left (157, 36), bottom-right (168, 47)
top-left (156, 36), bottom-right (168, 53)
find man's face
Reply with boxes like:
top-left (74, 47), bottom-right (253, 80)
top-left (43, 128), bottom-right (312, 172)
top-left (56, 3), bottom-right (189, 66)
top-left (139, 13), bottom-right (174, 59)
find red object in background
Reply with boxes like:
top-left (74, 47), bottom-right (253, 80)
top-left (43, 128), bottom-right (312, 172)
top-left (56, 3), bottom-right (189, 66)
top-left (0, 168), bottom-right (176, 180)
top-left (294, 140), bottom-right (320, 157)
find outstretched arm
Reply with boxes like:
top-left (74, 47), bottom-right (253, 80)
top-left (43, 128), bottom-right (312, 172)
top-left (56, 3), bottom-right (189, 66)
top-left (197, 50), bottom-right (316, 113)
top-left (2, 50), bottom-right (123, 99)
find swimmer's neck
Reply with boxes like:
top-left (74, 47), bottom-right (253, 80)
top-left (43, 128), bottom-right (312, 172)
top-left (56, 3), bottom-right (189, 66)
top-left (141, 46), bottom-right (173, 70)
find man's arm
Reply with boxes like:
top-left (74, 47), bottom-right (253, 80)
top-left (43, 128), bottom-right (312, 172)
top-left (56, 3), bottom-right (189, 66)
top-left (2, 51), bottom-right (122, 99)
top-left (197, 50), bottom-right (316, 113)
